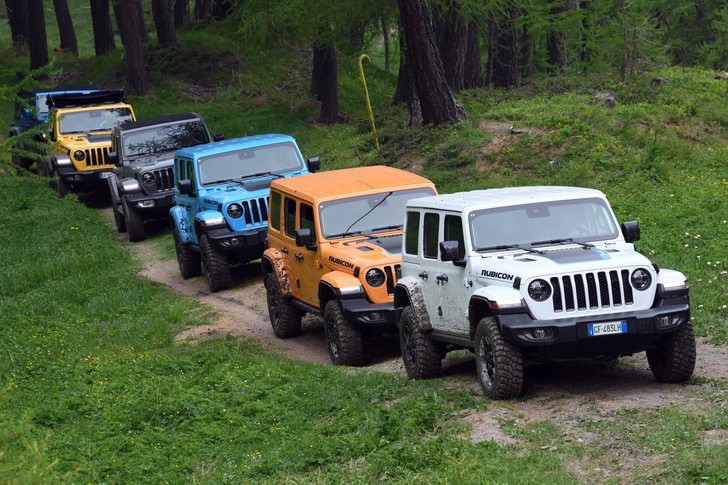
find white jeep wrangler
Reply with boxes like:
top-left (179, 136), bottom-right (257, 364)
top-left (394, 186), bottom-right (695, 399)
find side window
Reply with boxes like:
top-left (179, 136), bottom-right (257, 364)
top-left (186, 160), bottom-right (196, 187)
top-left (284, 197), bottom-right (297, 238)
top-left (423, 212), bottom-right (440, 259)
top-left (405, 211), bottom-right (420, 255)
top-left (300, 203), bottom-right (316, 240)
top-left (444, 215), bottom-right (465, 259)
top-left (270, 192), bottom-right (281, 231)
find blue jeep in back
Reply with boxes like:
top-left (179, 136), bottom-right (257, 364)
top-left (170, 134), bottom-right (320, 292)
top-left (9, 84), bottom-right (99, 170)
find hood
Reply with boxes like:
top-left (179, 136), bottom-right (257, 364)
top-left (200, 182), bottom-right (272, 207)
top-left (63, 133), bottom-right (112, 146)
top-left (128, 153), bottom-right (174, 171)
top-left (324, 234), bottom-right (403, 273)
top-left (475, 246), bottom-right (653, 283)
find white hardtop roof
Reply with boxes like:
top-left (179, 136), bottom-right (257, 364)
top-left (406, 186), bottom-right (607, 212)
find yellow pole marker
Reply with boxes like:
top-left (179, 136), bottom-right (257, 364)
top-left (358, 54), bottom-right (379, 149)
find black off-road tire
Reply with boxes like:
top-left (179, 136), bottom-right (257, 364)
top-left (122, 197), bottom-right (145, 242)
top-left (266, 275), bottom-right (302, 338)
top-left (53, 170), bottom-right (71, 197)
top-left (200, 233), bottom-right (231, 292)
top-left (474, 317), bottom-right (524, 400)
top-left (173, 225), bottom-right (201, 279)
top-left (646, 320), bottom-right (697, 383)
top-left (399, 306), bottom-right (441, 379)
top-left (324, 300), bottom-right (365, 366)
top-left (113, 203), bottom-right (127, 233)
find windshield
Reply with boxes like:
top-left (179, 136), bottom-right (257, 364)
top-left (198, 141), bottom-right (304, 186)
top-left (58, 107), bottom-right (134, 134)
top-left (37, 95), bottom-right (49, 115)
top-left (122, 121), bottom-right (210, 158)
top-left (319, 187), bottom-right (436, 239)
top-left (469, 197), bottom-right (619, 251)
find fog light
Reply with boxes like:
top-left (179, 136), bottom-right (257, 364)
top-left (655, 316), bottom-right (673, 329)
top-left (230, 237), bottom-right (240, 246)
top-left (139, 200), bottom-right (154, 208)
top-left (530, 328), bottom-right (553, 340)
top-left (369, 312), bottom-right (382, 321)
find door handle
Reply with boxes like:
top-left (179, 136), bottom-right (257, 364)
top-left (294, 253), bottom-right (304, 262)
top-left (418, 271), bottom-right (428, 280)
top-left (436, 274), bottom-right (448, 284)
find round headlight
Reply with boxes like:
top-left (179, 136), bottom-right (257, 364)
top-left (528, 279), bottom-right (552, 301)
top-left (73, 150), bottom-right (86, 161)
top-left (141, 172), bottom-right (155, 185)
top-left (365, 268), bottom-right (386, 287)
top-left (631, 268), bottom-right (652, 290)
top-left (227, 203), bottom-right (243, 219)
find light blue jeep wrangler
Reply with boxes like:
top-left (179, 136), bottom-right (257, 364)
top-left (170, 134), bottom-right (320, 292)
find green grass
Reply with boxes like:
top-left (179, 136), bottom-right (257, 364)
top-left (2, 3), bottom-right (728, 483)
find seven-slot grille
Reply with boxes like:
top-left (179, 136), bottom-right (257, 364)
top-left (549, 270), bottom-right (634, 312)
top-left (82, 147), bottom-right (110, 167)
top-left (152, 168), bottom-right (174, 191)
top-left (242, 197), bottom-right (269, 226)
top-left (384, 264), bottom-right (401, 295)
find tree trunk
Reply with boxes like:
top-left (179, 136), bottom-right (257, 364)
top-left (6, 0), bottom-right (30, 47)
top-left (212, 0), bottom-right (233, 20)
top-left (27, 0), bottom-right (49, 70)
top-left (381, 15), bottom-right (390, 72)
top-left (463, 21), bottom-right (483, 89)
top-left (151, 0), bottom-right (178, 44)
top-left (398, 0), bottom-right (465, 125)
top-left (489, 7), bottom-right (520, 88)
top-left (112, 1), bottom-right (127, 46)
top-left (120, 0), bottom-right (148, 95)
top-left (136, 0), bottom-right (149, 42)
top-left (195, 0), bottom-right (212, 23)
top-left (52, 0), bottom-right (79, 56)
top-left (174, 0), bottom-right (190, 28)
top-left (547, 2), bottom-right (568, 72)
top-left (433, 3), bottom-right (468, 91)
top-left (520, 24), bottom-right (533, 82)
top-left (90, 0), bottom-right (117, 55)
top-left (311, 42), bottom-right (339, 125)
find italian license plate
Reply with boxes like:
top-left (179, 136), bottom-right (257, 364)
top-left (588, 320), bottom-right (627, 337)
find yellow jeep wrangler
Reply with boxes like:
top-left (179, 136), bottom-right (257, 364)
top-left (40, 90), bottom-right (135, 196)
top-left (262, 166), bottom-right (437, 366)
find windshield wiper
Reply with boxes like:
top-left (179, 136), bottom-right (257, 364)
top-left (370, 224), bottom-right (402, 233)
top-left (475, 244), bottom-right (544, 254)
top-left (530, 238), bottom-right (593, 248)
top-left (241, 171), bottom-right (281, 180)
top-left (326, 230), bottom-right (363, 239)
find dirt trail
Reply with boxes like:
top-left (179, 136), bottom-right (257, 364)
top-left (113, 213), bottom-right (728, 455)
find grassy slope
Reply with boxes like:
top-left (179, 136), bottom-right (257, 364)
top-left (1, 4), bottom-right (728, 484)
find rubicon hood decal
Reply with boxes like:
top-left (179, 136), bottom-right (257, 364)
top-left (539, 247), bottom-right (611, 264)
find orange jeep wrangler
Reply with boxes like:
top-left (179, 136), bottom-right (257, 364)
top-left (262, 166), bottom-right (437, 366)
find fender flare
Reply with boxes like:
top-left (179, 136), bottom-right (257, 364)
top-left (170, 206), bottom-right (195, 244)
top-left (106, 172), bottom-right (121, 206)
top-left (393, 276), bottom-right (433, 332)
top-left (261, 248), bottom-right (295, 296)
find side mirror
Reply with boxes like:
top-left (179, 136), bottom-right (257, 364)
top-left (213, 133), bottom-right (225, 142)
top-left (106, 151), bottom-right (119, 166)
top-left (621, 220), bottom-right (640, 243)
top-left (307, 156), bottom-right (320, 173)
top-left (440, 240), bottom-right (466, 267)
top-left (178, 179), bottom-right (193, 195)
top-left (295, 228), bottom-right (316, 249)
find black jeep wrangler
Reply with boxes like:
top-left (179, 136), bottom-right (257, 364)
top-left (105, 113), bottom-right (222, 242)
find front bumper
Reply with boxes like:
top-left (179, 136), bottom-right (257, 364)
top-left (497, 296), bottom-right (690, 358)
top-left (57, 166), bottom-right (111, 188)
top-left (205, 227), bottom-right (268, 258)
top-left (124, 191), bottom-right (176, 212)
top-left (339, 298), bottom-right (397, 328)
